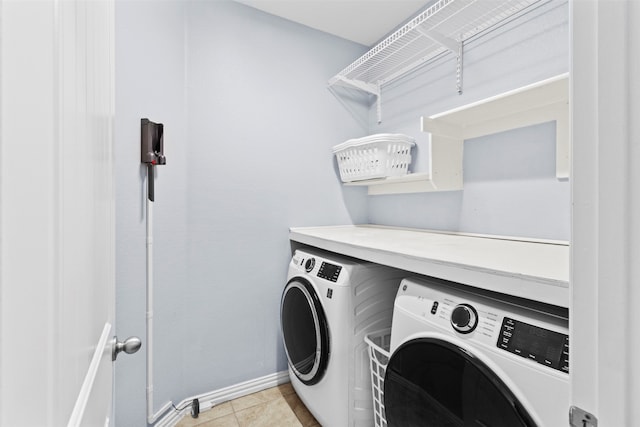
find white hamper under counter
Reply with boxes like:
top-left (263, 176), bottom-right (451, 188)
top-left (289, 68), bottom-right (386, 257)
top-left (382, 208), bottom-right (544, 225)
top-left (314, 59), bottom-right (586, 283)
top-left (289, 225), bottom-right (569, 308)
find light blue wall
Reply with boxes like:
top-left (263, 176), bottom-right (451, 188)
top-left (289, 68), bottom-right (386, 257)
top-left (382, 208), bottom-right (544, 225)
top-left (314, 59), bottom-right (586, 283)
top-left (183, 0), bottom-right (368, 391)
top-left (114, 1), bottom-right (367, 425)
top-left (115, 0), bottom-right (569, 424)
top-left (115, 1), bottom-right (189, 424)
top-left (366, 1), bottom-right (570, 240)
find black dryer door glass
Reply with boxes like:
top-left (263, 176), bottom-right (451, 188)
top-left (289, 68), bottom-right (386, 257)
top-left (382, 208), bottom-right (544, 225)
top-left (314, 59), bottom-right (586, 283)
top-left (280, 277), bottom-right (329, 385)
top-left (384, 338), bottom-right (535, 427)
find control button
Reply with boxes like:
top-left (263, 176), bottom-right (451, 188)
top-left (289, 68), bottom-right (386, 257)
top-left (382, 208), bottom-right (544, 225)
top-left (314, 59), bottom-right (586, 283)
top-left (305, 258), bottom-right (315, 273)
top-left (450, 304), bottom-right (478, 334)
top-left (431, 301), bottom-right (439, 315)
top-left (561, 337), bottom-right (570, 374)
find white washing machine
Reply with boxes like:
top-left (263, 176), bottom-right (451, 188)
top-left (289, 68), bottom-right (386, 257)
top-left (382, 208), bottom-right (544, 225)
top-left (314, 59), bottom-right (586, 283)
top-left (281, 248), bottom-right (404, 426)
top-left (384, 277), bottom-right (569, 427)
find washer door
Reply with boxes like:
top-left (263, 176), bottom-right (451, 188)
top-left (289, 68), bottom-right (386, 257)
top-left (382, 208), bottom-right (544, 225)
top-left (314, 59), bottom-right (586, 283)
top-left (280, 277), bottom-right (330, 385)
top-left (384, 338), bottom-right (536, 427)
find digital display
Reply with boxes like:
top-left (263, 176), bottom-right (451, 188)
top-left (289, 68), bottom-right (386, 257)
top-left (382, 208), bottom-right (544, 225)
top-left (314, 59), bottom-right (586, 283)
top-left (317, 262), bottom-right (342, 282)
top-left (497, 317), bottom-right (569, 373)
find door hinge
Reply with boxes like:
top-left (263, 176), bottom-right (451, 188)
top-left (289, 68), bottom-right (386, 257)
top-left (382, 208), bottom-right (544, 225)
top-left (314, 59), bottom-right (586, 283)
top-left (570, 406), bottom-right (598, 427)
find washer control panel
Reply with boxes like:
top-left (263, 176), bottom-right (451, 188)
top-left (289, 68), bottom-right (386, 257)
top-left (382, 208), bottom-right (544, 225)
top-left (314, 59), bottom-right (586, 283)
top-left (498, 317), bottom-right (569, 374)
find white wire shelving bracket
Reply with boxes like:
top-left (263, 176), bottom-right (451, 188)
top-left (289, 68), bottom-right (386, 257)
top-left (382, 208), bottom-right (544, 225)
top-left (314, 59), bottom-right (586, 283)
top-left (328, 0), bottom-right (543, 124)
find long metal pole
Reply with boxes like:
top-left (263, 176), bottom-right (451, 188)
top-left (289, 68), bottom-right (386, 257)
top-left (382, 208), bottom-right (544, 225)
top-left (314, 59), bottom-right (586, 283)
top-left (146, 166), bottom-right (155, 422)
top-left (146, 166), bottom-right (172, 424)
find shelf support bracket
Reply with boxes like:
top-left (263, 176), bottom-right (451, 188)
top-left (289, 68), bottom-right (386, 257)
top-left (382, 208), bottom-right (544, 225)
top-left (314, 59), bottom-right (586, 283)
top-left (457, 39), bottom-right (463, 95)
top-left (415, 28), bottom-right (464, 95)
top-left (331, 76), bottom-right (384, 124)
top-left (415, 27), bottom-right (459, 53)
top-left (330, 76), bottom-right (384, 123)
top-left (376, 81), bottom-right (382, 124)
top-left (332, 76), bottom-right (379, 96)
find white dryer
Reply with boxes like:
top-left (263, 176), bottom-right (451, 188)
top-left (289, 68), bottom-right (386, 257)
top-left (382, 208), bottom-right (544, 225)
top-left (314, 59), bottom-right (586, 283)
top-left (384, 277), bottom-right (569, 427)
top-left (281, 248), bottom-right (404, 426)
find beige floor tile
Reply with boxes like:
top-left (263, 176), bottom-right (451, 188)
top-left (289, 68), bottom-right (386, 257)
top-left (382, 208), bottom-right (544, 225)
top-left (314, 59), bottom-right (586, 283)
top-left (202, 402), bottom-right (235, 421)
top-left (177, 383), bottom-right (314, 427)
top-left (176, 413), bottom-right (204, 427)
top-left (196, 413), bottom-right (240, 427)
top-left (293, 404), bottom-right (319, 426)
top-left (230, 385), bottom-right (295, 412)
top-left (274, 382), bottom-right (296, 396)
top-left (282, 393), bottom-right (319, 427)
top-left (175, 402), bottom-right (234, 426)
top-left (235, 397), bottom-right (302, 427)
top-left (230, 391), bottom-right (272, 412)
top-left (256, 386), bottom-right (287, 402)
top-left (282, 393), bottom-right (302, 410)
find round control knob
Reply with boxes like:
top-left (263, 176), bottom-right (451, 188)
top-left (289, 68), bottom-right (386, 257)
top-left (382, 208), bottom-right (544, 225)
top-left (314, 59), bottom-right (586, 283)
top-left (305, 258), bottom-right (316, 273)
top-left (450, 304), bottom-right (478, 334)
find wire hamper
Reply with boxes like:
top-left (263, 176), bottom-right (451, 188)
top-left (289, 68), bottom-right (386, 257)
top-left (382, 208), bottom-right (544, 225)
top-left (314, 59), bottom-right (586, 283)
top-left (333, 134), bottom-right (415, 182)
top-left (365, 329), bottom-right (392, 427)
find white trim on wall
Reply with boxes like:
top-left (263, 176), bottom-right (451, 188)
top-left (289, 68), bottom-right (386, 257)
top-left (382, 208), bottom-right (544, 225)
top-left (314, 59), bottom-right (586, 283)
top-left (155, 371), bottom-right (290, 427)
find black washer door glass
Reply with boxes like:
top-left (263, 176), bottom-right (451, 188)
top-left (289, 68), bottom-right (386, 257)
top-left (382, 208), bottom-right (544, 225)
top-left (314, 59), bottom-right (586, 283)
top-left (280, 279), bottom-right (329, 385)
top-left (384, 339), bottom-right (535, 427)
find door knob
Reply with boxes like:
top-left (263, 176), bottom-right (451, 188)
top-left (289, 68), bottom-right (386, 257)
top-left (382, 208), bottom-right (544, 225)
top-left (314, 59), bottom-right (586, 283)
top-left (112, 336), bottom-right (141, 361)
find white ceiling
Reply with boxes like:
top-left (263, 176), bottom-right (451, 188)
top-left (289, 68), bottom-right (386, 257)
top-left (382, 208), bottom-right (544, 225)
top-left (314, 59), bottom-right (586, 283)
top-left (233, 0), bottom-right (431, 46)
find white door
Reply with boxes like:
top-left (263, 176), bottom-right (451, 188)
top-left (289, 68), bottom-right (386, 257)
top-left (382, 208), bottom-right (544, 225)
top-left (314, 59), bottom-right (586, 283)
top-left (0, 1), bottom-right (118, 426)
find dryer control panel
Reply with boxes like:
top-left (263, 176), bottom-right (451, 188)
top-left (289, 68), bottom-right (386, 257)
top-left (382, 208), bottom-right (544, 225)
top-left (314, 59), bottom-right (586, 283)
top-left (393, 277), bottom-right (569, 375)
top-left (317, 262), bottom-right (342, 282)
top-left (498, 317), bottom-right (569, 374)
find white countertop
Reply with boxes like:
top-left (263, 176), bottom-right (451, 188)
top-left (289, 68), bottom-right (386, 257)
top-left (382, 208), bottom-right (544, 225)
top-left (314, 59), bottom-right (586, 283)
top-left (289, 224), bottom-right (570, 308)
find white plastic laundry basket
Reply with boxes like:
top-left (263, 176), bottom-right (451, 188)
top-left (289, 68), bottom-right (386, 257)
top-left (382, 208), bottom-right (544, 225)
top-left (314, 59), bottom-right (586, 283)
top-left (333, 134), bottom-right (415, 182)
top-left (365, 329), bottom-right (392, 427)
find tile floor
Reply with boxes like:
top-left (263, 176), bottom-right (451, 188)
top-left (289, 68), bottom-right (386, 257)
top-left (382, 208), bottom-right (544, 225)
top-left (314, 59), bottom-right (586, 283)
top-left (175, 383), bottom-right (320, 427)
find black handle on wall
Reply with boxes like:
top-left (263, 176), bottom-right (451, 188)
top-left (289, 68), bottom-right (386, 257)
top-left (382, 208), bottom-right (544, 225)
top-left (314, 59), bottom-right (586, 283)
top-left (141, 118), bottom-right (165, 201)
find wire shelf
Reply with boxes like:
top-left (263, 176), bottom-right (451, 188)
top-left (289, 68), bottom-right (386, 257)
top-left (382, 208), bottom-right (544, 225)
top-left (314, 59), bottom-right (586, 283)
top-left (328, 0), bottom-right (544, 122)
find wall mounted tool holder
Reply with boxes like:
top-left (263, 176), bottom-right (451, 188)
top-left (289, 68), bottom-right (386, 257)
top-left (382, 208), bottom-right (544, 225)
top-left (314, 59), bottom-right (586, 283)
top-left (141, 118), bottom-right (166, 201)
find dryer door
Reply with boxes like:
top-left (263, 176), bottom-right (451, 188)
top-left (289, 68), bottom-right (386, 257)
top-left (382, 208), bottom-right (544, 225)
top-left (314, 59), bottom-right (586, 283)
top-left (384, 338), bottom-right (536, 427)
top-left (280, 277), bottom-right (330, 385)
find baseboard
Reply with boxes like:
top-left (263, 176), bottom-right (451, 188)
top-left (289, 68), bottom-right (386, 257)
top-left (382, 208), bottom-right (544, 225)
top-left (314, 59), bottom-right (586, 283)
top-left (155, 370), bottom-right (290, 427)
